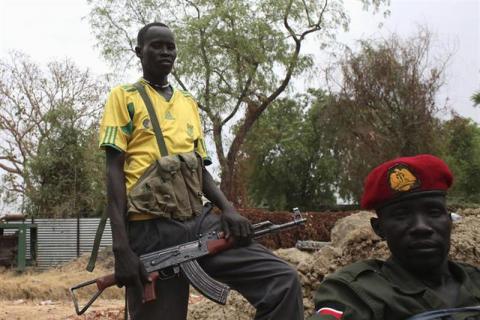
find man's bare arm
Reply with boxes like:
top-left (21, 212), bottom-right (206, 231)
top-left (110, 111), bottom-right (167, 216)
top-left (202, 167), bottom-right (253, 242)
top-left (105, 148), bottom-right (150, 288)
top-left (106, 148), bottom-right (128, 250)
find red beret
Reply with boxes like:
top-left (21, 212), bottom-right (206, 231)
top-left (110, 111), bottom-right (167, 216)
top-left (360, 154), bottom-right (453, 210)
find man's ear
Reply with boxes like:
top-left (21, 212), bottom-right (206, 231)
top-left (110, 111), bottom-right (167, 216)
top-left (370, 217), bottom-right (384, 239)
top-left (135, 46), bottom-right (142, 58)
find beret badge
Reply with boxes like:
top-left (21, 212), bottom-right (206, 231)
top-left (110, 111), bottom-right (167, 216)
top-left (387, 164), bottom-right (420, 192)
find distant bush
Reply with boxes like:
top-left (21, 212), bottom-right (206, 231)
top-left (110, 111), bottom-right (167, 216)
top-left (236, 208), bottom-right (353, 249)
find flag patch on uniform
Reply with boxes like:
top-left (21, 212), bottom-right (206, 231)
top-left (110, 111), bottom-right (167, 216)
top-left (316, 307), bottom-right (344, 319)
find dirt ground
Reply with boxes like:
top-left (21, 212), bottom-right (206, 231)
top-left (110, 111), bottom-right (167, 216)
top-left (0, 295), bottom-right (208, 320)
top-left (0, 299), bottom-right (124, 320)
top-left (0, 208), bottom-right (478, 319)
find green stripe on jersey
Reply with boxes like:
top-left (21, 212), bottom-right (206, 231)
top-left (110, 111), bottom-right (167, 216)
top-left (103, 127), bottom-right (117, 145)
top-left (100, 143), bottom-right (123, 152)
top-left (121, 102), bottom-right (135, 135)
top-left (127, 102), bottom-right (135, 120)
top-left (121, 123), bottom-right (133, 135)
top-left (122, 85), bottom-right (137, 92)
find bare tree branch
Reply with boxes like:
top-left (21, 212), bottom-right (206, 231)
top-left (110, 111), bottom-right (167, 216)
top-left (222, 63), bottom-right (258, 126)
top-left (0, 52), bottom-right (105, 200)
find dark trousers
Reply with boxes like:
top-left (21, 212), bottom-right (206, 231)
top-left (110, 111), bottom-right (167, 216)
top-left (127, 209), bottom-right (304, 320)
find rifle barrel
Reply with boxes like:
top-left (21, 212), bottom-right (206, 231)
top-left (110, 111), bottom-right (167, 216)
top-left (253, 218), bottom-right (306, 238)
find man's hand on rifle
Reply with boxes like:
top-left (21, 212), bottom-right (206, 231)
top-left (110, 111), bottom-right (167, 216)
top-left (221, 207), bottom-right (254, 246)
top-left (113, 246), bottom-right (151, 290)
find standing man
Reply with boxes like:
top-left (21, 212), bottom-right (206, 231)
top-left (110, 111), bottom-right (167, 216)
top-left (309, 154), bottom-right (480, 320)
top-left (99, 22), bottom-right (303, 320)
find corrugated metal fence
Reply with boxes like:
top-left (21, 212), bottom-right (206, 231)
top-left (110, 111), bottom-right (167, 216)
top-left (2, 218), bottom-right (112, 269)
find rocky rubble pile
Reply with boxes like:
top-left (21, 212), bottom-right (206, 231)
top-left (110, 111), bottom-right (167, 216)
top-left (1, 208), bottom-right (477, 319)
top-left (450, 208), bottom-right (480, 266)
top-left (188, 209), bottom-right (480, 319)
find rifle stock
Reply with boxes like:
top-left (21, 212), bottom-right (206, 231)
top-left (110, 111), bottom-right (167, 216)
top-left (70, 271), bottom-right (162, 315)
top-left (95, 273), bottom-right (116, 291)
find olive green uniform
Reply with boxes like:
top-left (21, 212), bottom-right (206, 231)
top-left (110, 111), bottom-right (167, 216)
top-left (309, 258), bottom-right (480, 320)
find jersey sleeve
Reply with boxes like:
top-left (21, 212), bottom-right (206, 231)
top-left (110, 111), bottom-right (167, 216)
top-left (192, 100), bottom-right (212, 166)
top-left (308, 277), bottom-right (374, 320)
top-left (98, 87), bottom-right (131, 152)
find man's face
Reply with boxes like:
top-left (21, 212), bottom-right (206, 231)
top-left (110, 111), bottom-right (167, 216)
top-left (137, 26), bottom-right (177, 78)
top-left (372, 194), bottom-right (452, 274)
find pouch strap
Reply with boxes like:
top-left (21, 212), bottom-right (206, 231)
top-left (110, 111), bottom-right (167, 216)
top-left (133, 82), bottom-right (169, 157)
top-left (86, 209), bottom-right (108, 272)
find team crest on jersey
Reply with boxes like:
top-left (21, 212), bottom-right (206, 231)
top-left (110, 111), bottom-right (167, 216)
top-left (143, 118), bottom-right (151, 129)
top-left (388, 164), bottom-right (420, 192)
top-left (165, 111), bottom-right (175, 120)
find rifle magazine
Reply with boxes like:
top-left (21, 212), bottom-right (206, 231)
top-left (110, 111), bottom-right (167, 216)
top-left (180, 260), bottom-right (230, 305)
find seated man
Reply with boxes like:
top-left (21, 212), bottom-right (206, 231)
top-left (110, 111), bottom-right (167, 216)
top-left (309, 154), bottom-right (480, 320)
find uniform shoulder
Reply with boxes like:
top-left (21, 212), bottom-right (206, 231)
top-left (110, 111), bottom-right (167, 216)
top-left (453, 262), bottom-right (480, 291)
top-left (176, 89), bottom-right (196, 101)
top-left (455, 261), bottom-right (480, 277)
top-left (106, 84), bottom-right (139, 99)
top-left (111, 83), bottom-right (139, 93)
top-left (327, 259), bottom-right (384, 283)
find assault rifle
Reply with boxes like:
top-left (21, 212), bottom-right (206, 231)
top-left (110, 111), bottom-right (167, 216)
top-left (70, 206), bottom-right (306, 315)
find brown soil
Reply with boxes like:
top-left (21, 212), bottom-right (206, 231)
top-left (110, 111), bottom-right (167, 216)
top-left (189, 208), bottom-right (480, 318)
top-left (0, 209), bottom-right (478, 319)
top-left (0, 299), bottom-right (124, 320)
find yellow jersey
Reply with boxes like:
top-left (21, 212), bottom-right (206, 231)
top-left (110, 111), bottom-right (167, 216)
top-left (99, 79), bottom-right (211, 193)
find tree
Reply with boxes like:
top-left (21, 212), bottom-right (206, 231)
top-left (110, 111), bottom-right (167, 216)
top-left (440, 116), bottom-right (480, 204)
top-left (87, 0), bottom-right (388, 202)
top-left (240, 90), bottom-right (338, 210)
top-left (25, 106), bottom-right (106, 218)
top-left (320, 29), bottom-right (447, 202)
top-left (472, 90), bottom-right (480, 106)
top-left (0, 52), bottom-right (107, 216)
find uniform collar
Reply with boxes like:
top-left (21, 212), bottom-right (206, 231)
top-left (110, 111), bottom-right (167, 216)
top-left (139, 78), bottom-right (176, 102)
top-left (458, 264), bottom-right (480, 300)
top-left (381, 257), bottom-right (427, 295)
top-left (139, 77), bottom-right (170, 88)
top-left (382, 257), bottom-right (480, 296)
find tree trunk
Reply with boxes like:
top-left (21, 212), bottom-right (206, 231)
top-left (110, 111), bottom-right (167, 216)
top-left (220, 103), bottom-right (259, 204)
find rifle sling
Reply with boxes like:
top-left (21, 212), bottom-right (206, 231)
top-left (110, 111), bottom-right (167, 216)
top-left (133, 82), bottom-right (169, 157)
top-left (86, 210), bottom-right (108, 272)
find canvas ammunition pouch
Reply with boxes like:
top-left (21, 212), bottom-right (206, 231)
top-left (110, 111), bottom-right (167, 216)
top-left (127, 151), bottom-right (204, 221)
top-left (126, 82), bottom-right (204, 221)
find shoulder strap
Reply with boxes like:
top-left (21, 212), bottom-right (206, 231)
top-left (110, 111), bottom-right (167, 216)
top-left (133, 82), bottom-right (169, 157)
top-left (86, 209), bottom-right (108, 272)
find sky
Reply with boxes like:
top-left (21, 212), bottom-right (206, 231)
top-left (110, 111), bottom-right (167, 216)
top-left (0, 0), bottom-right (478, 211)
top-left (1, 0), bottom-right (479, 121)
top-left (0, 0), bottom-right (480, 122)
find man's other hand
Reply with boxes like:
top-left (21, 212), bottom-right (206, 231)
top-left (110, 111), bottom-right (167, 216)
top-left (113, 247), bottom-right (151, 293)
top-left (221, 208), bottom-right (254, 246)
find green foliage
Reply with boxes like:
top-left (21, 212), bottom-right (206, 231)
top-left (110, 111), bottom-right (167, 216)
top-left (86, 0), bottom-right (364, 120)
top-left (241, 91), bottom-right (338, 211)
top-left (25, 105), bottom-right (106, 218)
top-left (319, 30), bottom-right (446, 202)
top-left (87, 0), bottom-right (387, 113)
top-left (440, 116), bottom-right (480, 205)
top-left (0, 52), bottom-right (107, 217)
top-left (86, 0), bottom-right (388, 200)
top-left (472, 90), bottom-right (480, 106)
